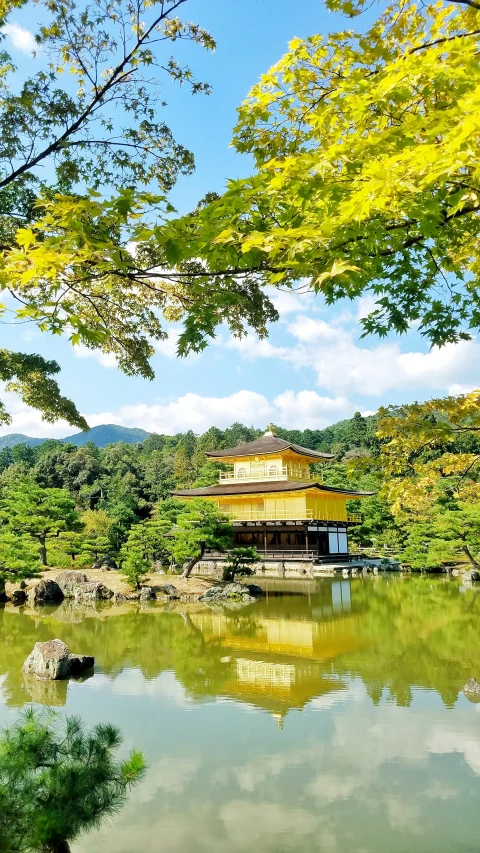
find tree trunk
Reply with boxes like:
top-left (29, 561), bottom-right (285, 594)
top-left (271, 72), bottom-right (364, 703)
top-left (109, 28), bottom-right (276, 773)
top-left (44, 841), bottom-right (71, 853)
top-left (182, 545), bottom-right (205, 579)
top-left (0, 578), bottom-right (6, 602)
top-left (463, 544), bottom-right (480, 570)
top-left (39, 534), bottom-right (47, 566)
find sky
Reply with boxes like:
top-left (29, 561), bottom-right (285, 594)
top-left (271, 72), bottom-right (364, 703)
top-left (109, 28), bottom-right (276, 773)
top-left (1, 0), bottom-right (478, 439)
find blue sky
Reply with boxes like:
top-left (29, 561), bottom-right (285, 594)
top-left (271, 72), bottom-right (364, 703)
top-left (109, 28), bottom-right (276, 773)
top-left (1, 0), bottom-right (479, 438)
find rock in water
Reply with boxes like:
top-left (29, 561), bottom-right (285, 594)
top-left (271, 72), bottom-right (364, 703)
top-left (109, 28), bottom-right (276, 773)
top-left (199, 582), bottom-right (256, 604)
top-left (157, 584), bottom-right (181, 599)
top-left (29, 579), bottom-right (64, 605)
top-left (246, 584), bottom-right (265, 598)
top-left (464, 677), bottom-right (480, 695)
top-left (139, 586), bottom-right (155, 600)
top-left (22, 639), bottom-right (71, 680)
top-left (22, 640), bottom-right (95, 680)
top-left (55, 570), bottom-right (88, 598)
top-left (68, 654), bottom-right (95, 676)
top-left (11, 588), bottom-right (27, 605)
top-left (74, 581), bottom-right (113, 602)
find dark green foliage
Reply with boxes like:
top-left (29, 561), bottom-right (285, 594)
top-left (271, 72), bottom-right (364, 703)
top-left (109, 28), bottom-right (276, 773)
top-left (0, 708), bottom-right (145, 853)
top-left (120, 517), bottom-right (171, 588)
top-left (222, 548), bottom-right (259, 581)
top-left (0, 480), bottom-right (82, 565)
top-left (172, 499), bottom-right (234, 578)
top-left (0, 532), bottom-right (41, 599)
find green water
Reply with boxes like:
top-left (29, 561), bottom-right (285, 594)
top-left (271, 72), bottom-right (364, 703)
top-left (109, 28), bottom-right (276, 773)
top-left (1, 575), bottom-right (480, 852)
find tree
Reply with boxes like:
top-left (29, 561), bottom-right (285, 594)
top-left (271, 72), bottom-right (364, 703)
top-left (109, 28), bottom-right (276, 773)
top-left (222, 547), bottom-right (258, 581)
top-left (140, 0), bottom-right (480, 353)
top-left (171, 499), bottom-right (233, 578)
top-left (376, 391), bottom-right (480, 513)
top-left (120, 517), bottom-right (170, 588)
top-left (365, 391), bottom-right (480, 568)
top-left (0, 708), bottom-right (145, 853)
top-left (401, 503), bottom-right (480, 571)
top-left (173, 446), bottom-right (194, 487)
top-left (80, 534), bottom-right (113, 566)
top-left (0, 531), bottom-right (41, 600)
top-left (0, 480), bottom-right (82, 565)
top-left (0, 0), bottom-right (217, 426)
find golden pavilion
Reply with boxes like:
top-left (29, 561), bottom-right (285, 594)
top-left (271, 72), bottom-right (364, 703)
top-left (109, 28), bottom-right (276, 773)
top-left (172, 426), bottom-right (372, 562)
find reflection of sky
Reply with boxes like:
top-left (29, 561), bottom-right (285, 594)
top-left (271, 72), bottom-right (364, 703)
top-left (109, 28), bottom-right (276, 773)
top-left (67, 674), bottom-right (480, 853)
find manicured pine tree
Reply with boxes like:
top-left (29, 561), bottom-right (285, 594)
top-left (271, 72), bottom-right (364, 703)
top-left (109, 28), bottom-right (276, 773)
top-left (0, 531), bottom-right (41, 600)
top-left (0, 480), bottom-right (82, 566)
top-left (171, 499), bottom-right (233, 578)
top-left (222, 547), bottom-right (259, 581)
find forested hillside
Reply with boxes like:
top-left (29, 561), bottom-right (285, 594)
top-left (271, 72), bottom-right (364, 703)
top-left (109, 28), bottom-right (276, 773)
top-left (0, 403), bottom-right (478, 572)
top-left (0, 414), bottom-right (378, 559)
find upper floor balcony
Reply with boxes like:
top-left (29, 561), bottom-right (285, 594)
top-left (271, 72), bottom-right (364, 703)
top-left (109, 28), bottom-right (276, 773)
top-left (218, 465), bottom-right (319, 484)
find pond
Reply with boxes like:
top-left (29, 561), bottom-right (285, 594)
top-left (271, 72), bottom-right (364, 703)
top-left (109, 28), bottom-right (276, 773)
top-left (1, 574), bottom-right (480, 853)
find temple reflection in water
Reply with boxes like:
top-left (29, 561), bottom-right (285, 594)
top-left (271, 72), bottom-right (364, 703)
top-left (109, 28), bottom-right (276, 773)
top-left (187, 579), bottom-right (361, 724)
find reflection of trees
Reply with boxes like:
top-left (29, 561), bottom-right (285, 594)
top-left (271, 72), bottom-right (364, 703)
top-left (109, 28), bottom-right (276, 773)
top-left (336, 577), bottom-right (480, 707)
top-left (1, 578), bottom-right (478, 713)
top-left (0, 605), bottom-right (235, 708)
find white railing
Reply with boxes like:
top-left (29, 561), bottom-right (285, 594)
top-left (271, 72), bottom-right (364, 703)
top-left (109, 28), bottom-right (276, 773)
top-left (219, 466), bottom-right (317, 484)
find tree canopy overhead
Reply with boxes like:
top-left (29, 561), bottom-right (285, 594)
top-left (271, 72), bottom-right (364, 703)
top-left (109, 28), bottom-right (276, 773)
top-left (3, 0), bottom-right (480, 426)
top-left (144, 0), bottom-right (480, 348)
top-left (0, 0), bottom-right (223, 425)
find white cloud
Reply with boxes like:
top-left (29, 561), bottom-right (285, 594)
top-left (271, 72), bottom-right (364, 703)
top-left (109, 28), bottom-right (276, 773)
top-left (119, 391), bottom-right (274, 434)
top-left (2, 23), bottom-right (37, 53)
top-left (269, 286), bottom-right (317, 318)
top-left (228, 314), bottom-right (480, 398)
top-left (74, 345), bottom-right (118, 369)
top-left (448, 383), bottom-right (478, 396)
top-left (0, 388), bottom-right (361, 438)
top-left (273, 390), bottom-right (355, 429)
top-left (0, 391), bottom-right (72, 439)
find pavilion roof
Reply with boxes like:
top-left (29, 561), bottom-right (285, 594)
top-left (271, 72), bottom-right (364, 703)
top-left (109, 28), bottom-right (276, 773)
top-left (171, 480), bottom-right (373, 498)
top-left (206, 434), bottom-right (334, 461)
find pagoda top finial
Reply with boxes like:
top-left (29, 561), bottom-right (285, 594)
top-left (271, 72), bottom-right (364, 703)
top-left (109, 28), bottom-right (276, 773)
top-left (264, 423), bottom-right (276, 437)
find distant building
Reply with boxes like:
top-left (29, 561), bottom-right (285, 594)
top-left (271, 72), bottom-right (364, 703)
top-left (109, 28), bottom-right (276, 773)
top-left (172, 426), bottom-right (372, 562)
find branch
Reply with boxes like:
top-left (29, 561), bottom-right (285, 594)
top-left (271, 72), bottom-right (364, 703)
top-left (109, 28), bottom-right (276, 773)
top-left (0, 0), bottom-right (188, 190)
top-left (450, 0), bottom-right (480, 10)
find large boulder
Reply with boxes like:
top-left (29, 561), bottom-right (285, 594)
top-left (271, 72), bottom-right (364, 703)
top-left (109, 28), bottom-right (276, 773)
top-left (74, 581), bottom-right (113, 603)
top-left (55, 570), bottom-right (89, 598)
top-left (11, 588), bottom-right (27, 605)
top-left (92, 555), bottom-right (117, 571)
top-left (463, 569), bottom-right (480, 582)
top-left (22, 639), bottom-right (95, 680)
top-left (22, 639), bottom-right (71, 680)
top-left (246, 584), bottom-right (265, 598)
top-left (199, 582), bottom-right (256, 605)
top-left (157, 584), bottom-right (181, 600)
top-left (29, 579), bottom-right (64, 606)
top-left (139, 586), bottom-right (155, 600)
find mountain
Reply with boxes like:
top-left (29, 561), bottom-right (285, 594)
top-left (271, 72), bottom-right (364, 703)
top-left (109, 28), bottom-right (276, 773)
top-left (0, 424), bottom-right (150, 450)
top-left (61, 424), bottom-right (149, 448)
top-left (0, 434), bottom-right (46, 450)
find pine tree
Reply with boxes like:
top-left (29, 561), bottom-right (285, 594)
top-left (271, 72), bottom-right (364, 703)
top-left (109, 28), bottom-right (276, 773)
top-left (0, 532), bottom-right (41, 600)
top-left (0, 480), bottom-right (81, 565)
top-left (222, 548), bottom-right (258, 581)
top-left (0, 708), bottom-right (145, 853)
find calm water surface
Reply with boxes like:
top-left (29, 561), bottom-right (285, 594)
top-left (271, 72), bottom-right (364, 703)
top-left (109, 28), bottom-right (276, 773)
top-left (1, 575), bottom-right (480, 853)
